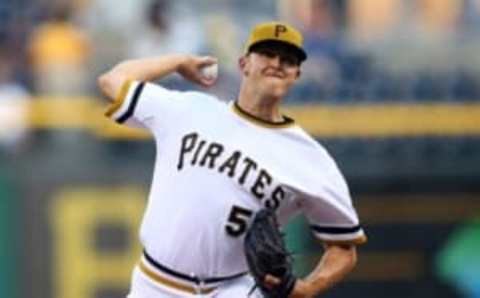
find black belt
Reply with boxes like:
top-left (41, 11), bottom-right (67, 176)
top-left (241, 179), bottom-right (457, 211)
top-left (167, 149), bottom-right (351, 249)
top-left (143, 250), bottom-right (247, 284)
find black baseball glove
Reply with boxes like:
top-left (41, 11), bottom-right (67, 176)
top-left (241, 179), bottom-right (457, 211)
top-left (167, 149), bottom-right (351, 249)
top-left (244, 208), bottom-right (297, 298)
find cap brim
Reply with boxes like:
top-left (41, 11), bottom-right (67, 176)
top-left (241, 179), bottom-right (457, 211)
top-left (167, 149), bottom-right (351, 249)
top-left (248, 40), bottom-right (307, 63)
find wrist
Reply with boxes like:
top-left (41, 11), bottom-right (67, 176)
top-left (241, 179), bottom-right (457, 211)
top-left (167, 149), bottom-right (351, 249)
top-left (174, 54), bottom-right (193, 72)
top-left (304, 280), bottom-right (316, 297)
top-left (294, 279), bottom-right (316, 297)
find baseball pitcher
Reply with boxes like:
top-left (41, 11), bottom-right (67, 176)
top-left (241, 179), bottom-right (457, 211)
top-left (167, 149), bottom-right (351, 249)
top-left (98, 21), bottom-right (367, 298)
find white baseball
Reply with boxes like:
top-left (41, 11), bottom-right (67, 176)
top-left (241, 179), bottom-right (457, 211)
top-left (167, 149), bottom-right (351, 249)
top-left (200, 64), bottom-right (218, 80)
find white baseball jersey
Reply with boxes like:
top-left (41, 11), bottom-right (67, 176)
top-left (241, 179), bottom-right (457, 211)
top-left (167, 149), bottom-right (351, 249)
top-left (106, 80), bottom-right (367, 279)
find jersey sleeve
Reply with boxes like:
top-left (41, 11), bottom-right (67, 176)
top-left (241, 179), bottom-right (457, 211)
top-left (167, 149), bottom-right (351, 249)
top-left (104, 80), bottom-right (189, 133)
top-left (302, 163), bottom-right (367, 245)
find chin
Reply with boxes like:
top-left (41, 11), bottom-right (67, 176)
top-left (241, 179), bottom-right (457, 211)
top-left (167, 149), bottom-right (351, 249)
top-left (264, 83), bottom-right (288, 98)
top-left (271, 89), bottom-right (287, 99)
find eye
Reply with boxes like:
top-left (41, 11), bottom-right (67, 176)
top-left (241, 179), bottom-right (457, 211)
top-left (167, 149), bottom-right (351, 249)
top-left (280, 56), bottom-right (299, 67)
top-left (260, 49), bottom-right (276, 58)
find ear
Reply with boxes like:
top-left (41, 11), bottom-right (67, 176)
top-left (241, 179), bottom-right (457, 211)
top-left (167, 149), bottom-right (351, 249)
top-left (238, 56), bottom-right (246, 69)
top-left (296, 69), bottom-right (301, 79)
top-left (238, 56), bottom-right (249, 75)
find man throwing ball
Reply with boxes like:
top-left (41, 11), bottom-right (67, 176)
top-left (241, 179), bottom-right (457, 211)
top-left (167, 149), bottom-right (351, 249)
top-left (98, 21), bottom-right (367, 298)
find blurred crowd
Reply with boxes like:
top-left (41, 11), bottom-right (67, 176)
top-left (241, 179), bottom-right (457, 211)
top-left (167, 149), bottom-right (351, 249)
top-left (0, 3), bottom-right (479, 297)
top-left (1, 0), bottom-right (480, 103)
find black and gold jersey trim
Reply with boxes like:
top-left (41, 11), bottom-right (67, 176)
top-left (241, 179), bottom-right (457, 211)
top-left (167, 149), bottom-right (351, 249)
top-left (117, 82), bottom-right (145, 123)
top-left (143, 250), bottom-right (246, 284)
top-left (311, 224), bottom-right (362, 234)
top-left (138, 261), bottom-right (216, 295)
top-left (232, 101), bottom-right (295, 128)
top-left (311, 225), bottom-right (367, 245)
top-left (105, 80), bottom-right (133, 117)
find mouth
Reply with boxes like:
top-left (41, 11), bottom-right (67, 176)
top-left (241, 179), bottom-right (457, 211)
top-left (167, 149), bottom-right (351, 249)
top-left (263, 72), bottom-right (285, 79)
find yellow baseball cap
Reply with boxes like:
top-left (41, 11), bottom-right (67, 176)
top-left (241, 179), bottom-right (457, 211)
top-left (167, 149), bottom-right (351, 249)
top-left (245, 21), bottom-right (307, 62)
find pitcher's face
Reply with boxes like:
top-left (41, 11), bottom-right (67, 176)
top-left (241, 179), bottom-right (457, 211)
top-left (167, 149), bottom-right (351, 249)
top-left (240, 44), bottom-right (301, 99)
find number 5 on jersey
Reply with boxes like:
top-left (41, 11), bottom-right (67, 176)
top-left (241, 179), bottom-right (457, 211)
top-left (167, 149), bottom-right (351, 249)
top-left (226, 205), bottom-right (254, 237)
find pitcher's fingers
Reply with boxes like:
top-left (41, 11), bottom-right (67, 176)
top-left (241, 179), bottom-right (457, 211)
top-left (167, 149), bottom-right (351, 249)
top-left (264, 274), bottom-right (281, 288)
top-left (199, 56), bottom-right (218, 66)
top-left (199, 77), bottom-right (217, 88)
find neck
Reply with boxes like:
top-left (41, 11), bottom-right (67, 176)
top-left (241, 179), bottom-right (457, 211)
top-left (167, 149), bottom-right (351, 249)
top-left (237, 82), bottom-right (284, 122)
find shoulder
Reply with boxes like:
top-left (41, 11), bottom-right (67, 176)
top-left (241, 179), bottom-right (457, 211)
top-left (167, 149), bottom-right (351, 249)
top-left (106, 80), bottom-right (227, 124)
top-left (182, 90), bottom-right (226, 107)
top-left (140, 81), bottom-right (226, 107)
top-left (288, 126), bottom-right (347, 185)
top-left (288, 126), bottom-right (337, 165)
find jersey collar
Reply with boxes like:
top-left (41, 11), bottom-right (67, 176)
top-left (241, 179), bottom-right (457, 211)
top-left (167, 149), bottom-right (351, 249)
top-left (231, 101), bottom-right (295, 129)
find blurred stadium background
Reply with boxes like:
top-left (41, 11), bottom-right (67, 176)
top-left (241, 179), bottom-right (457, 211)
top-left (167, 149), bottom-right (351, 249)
top-left (1, 0), bottom-right (480, 297)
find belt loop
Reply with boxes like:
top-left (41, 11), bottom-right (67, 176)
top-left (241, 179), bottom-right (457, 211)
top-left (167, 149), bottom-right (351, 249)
top-left (190, 272), bottom-right (200, 295)
top-left (192, 273), bottom-right (209, 295)
top-left (199, 277), bottom-right (206, 294)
